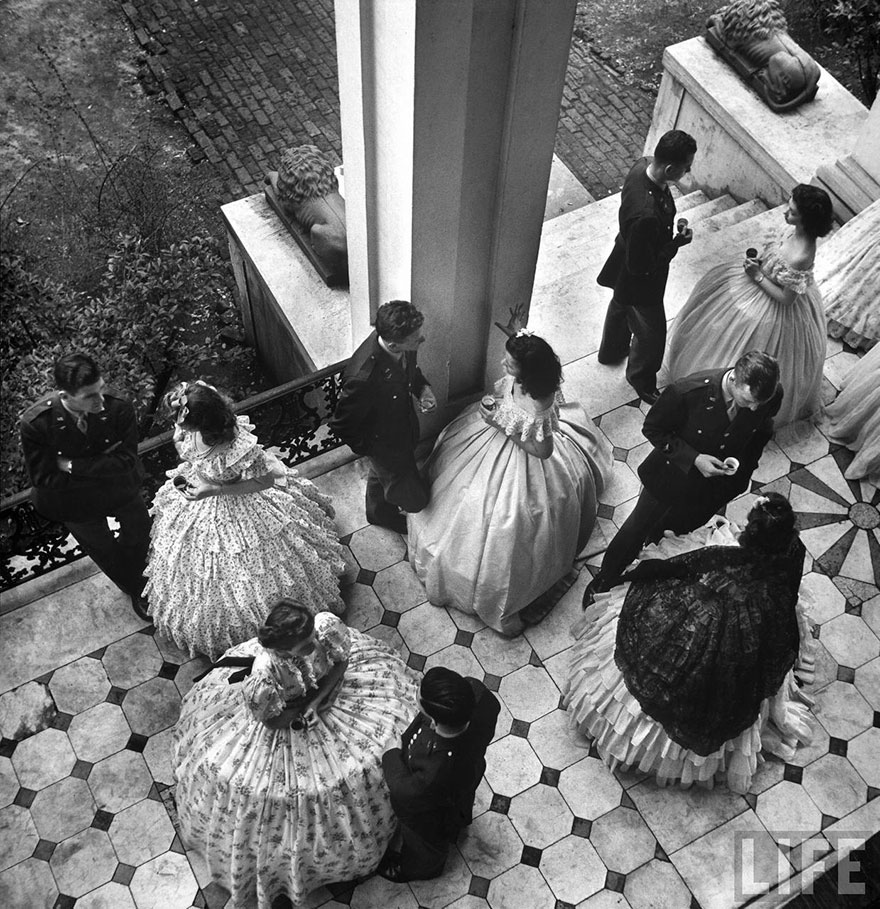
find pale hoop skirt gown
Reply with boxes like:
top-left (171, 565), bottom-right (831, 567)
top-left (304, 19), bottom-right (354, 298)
top-left (409, 378), bottom-right (612, 635)
top-left (666, 238), bottom-right (826, 427)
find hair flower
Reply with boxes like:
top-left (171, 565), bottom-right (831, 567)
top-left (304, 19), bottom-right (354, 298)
top-left (168, 384), bottom-right (190, 425)
top-left (515, 328), bottom-right (534, 338)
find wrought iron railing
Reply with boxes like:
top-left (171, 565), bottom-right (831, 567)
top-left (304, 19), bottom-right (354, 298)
top-left (0, 362), bottom-right (348, 593)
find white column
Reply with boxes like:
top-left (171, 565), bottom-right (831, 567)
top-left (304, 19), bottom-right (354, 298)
top-left (335, 0), bottom-right (576, 420)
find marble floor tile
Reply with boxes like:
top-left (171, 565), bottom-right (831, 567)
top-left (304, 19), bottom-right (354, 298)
top-left (459, 811), bottom-right (524, 878)
top-left (754, 781), bottom-right (822, 845)
top-left (671, 810), bottom-right (790, 909)
top-left (623, 858), bottom-right (691, 909)
top-left (487, 862), bottom-right (556, 909)
top-left (527, 708), bottom-right (591, 772)
top-left (540, 834), bottom-right (607, 904)
top-left (786, 835), bottom-right (833, 874)
top-left (10, 727), bottom-right (76, 791)
top-left (122, 677), bottom-right (181, 737)
top-left (0, 758), bottom-right (16, 809)
top-left (0, 680), bottom-right (54, 741)
top-left (484, 735), bottom-right (542, 797)
top-left (75, 881), bottom-right (139, 909)
top-left (558, 756), bottom-right (623, 820)
top-left (48, 657), bottom-right (111, 715)
top-left (854, 656), bottom-right (880, 709)
top-left (823, 795), bottom-right (880, 845)
top-left (785, 718), bottom-right (830, 768)
top-left (818, 613), bottom-right (880, 668)
top-left (341, 582), bottom-right (383, 631)
top-left (801, 754), bottom-right (868, 818)
top-left (577, 891), bottom-right (632, 909)
top-left (508, 784), bottom-right (573, 848)
top-left (470, 629), bottom-right (533, 678)
top-left (172, 656), bottom-right (212, 699)
top-left (589, 805), bottom-right (657, 874)
top-left (627, 778), bottom-right (747, 853)
top-left (102, 633), bottom-right (163, 689)
top-left (128, 851), bottom-right (199, 909)
top-left (424, 644), bottom-right (484, 680)
top-left (29, 776), bottom-right (96, 843)
top-left (747, 757), bottom-right (785, 796)
top-left (752, 440), bottom-right (793, 485)
top-left (562, 354), bottom-right (641, 419)
top-left (373, 561), bottom-right (429, 614)
top-left (498, 665), bottom-right (559, 723)
top-left (50, 827), bottom-right (118, 898)
top-left (409, 845), bottom-right (471, 909)
top-left (0, 804), bottom-right (39, 873)
top-left (0, 574), bottom-right (143, 695)
top-left (800, 571), bottom-right (847, 624)
top-left (775, 421), bottom-right (831, 466)
top-left (109, 797), bottom-right (176, 866)
top-left (813, 680), bottom-right (873, 740)
top-left (142, 726), bottom-right (177, 786)
top-left (822, 350), bottom-right (862, 391)
top-left (397, 602), bottom-right (458, 656)
top-left (0, 857), bottom-right (58, 909)
top-left (311, 458), bottom-right (368, 537)
top-left (598, 405), bottom-right (648, 450)
top-left (67, 702), bottom-right (132, 764)
top-left (88, 750), bottom-right (153, 813)
top-left (367, 624), bottom-right (411, 663)
top-left (859, 594), bottom-right (880, 637)
top-left (348, 525), bottom-right (407, 572)
top-left (847, 727), bottom-right (880, 788)
top-left (599, 460), bottom-right (642, 508)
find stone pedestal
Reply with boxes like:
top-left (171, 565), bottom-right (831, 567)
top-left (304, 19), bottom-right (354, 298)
top-left (645, 37), bottom-right (868, 207)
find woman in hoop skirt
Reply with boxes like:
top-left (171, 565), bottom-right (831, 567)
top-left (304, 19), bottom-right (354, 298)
top-left (173, 600), bottom-right (419, 907)
top-left (144, 381), bottom-right (346, 659)
top-left (665, 184), bottom-right (834, 427)
top-left (564, 494), bottom-right (815, 793)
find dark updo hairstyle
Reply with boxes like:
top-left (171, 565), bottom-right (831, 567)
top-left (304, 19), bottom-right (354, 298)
top-left (420, 666), bottom-right (476, 728)
top-left (257, 598), bottom-right (315, 650)
top-left (739, 492), bottom-right (797, 555)
top-left (54, 352), bottom-right (102, 394)
top-left (164, 382), bottom-right (237, 446)
top-left (374, 300), bottom-right (425, 343)
top-left (505, 334), bottom-right (562, 400)
top-left (791, 184), bottom-right (834, 239)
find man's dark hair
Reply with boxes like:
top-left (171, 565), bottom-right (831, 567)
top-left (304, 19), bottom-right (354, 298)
top-left (374, 300), bottom-right (425, 343)
top-left (420, 667), bottom-right (475, 728)
top-left (734, 350), bottom-right (780, 402)
top-left (791, 184), bottom-right (834, 239)
top-left (653, 130), bottom-right (697, 166)
top-left (54, 353), bottom-right (102, 394)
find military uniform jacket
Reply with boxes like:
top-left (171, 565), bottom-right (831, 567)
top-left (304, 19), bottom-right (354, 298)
top-left (597, 157), bottom-right (685, 309)
top-left (19, 390), bottom-right (145, 523)
top-left (638, 368), bottom-right (783, 506)
top-left (382, 679), bottom-right (500, 843)
top-left (329, 332), bottom-right (429, 457)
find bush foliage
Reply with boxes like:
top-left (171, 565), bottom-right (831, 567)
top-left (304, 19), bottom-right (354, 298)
top-left (1, 232), bottom-right (252, 499)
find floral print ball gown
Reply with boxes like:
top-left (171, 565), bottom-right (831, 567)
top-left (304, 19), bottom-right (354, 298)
top-left (173, 613), bottom-right (419, 908)
top-left (665, 237), bottom-right (826, 427)
top-left (408, 377), bottom-right (612, 635)
top-left (564, 518), bottom-right (816, 794)
top-left (145, 416), bottom-right (346, 659)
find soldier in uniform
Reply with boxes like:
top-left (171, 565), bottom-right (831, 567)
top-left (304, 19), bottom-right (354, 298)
top-left (379, 666), bottom-right (500, 882)
top-left (597, 129), bottom-right (697, 405)
top-left (19, 352), bottom-right (151, 619)
top-left (329, 300), bottom-right (435, 534)
top-left (585, 350), bottom-right (782, 602)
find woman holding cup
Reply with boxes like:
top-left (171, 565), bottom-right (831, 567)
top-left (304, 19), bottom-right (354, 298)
top-left (665, 185), bottom-right (833, 428)
top-left (408, 314), bottom-right (611, 635)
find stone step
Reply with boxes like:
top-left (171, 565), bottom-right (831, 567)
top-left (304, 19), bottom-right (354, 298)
top-left (677, 194), bottom-right (738, 225)
top-left (675, 189), bottom-right (711, 212)
top-left (700, 198), bottom-right (769, 232)
top-left (814, 154), bottom-right (880, 223)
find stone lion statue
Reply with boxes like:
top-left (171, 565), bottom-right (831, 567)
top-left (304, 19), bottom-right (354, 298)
top-left (265, 145), bottom-right (348, 285)
top-left (706, 0), bottom-right (820, 112)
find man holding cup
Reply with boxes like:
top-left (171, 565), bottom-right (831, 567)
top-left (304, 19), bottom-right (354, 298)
top-left (584, 351), bottom-right (783, 601)
top-left (596, 130), bottom-right (698, 405)
top-left (330, 300), bottom-right (435, 534)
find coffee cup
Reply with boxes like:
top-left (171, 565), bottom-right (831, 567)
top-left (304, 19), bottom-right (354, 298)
top-left (677, 217), bottom-right (689, 234)
top-left (481, 395), bottom-right (496, 412)
top-left (173, 475), bottom-right (191, 491)
top-left (745, 247), bottom-right (758, 259)
top-left (723, 457), bottom-right (740, 475)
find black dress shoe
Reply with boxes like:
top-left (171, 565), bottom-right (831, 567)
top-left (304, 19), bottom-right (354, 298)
top-left (130, 592), bottom-right (152, 623)
top-left (582, 577), bottom-right (613, 610)
top-left (635, 388), bottom-right (660, 406)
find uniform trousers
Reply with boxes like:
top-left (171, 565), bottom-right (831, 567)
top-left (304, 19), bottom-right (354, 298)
top-left (365, 448), bottom-right (430, 528)
top-left (598, 297), bottom-right (667, 396)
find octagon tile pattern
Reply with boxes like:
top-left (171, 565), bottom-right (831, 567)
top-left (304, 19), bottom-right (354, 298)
top-left (0, 325), bottom-right (877, 908)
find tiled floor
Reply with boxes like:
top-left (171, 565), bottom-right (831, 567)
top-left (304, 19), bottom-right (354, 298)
top-left (1, 341), bottom-right (877, 909)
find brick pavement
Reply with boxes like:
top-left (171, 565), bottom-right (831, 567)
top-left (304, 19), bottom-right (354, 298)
top-left (120, 0), bottom-right (654, 201)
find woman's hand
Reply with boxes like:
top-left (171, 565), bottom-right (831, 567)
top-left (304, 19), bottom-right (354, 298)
top-left (182, 479), bottom-right (220, 501)
top-left (479, 402), bottom-right (496, 424)
top-left (743, 257), bottom-right (763, 280)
